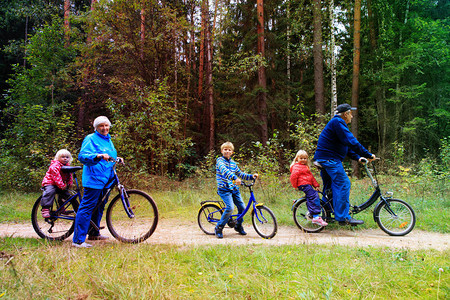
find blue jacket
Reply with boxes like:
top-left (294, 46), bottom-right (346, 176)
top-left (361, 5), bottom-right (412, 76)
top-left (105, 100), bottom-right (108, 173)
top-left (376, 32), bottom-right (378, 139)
top-left (216, 156), bottom-right (253, 191)
top-left (78, 131), bottom-right (117, 189)
top-left (314, 115), bottom-right (372, 162)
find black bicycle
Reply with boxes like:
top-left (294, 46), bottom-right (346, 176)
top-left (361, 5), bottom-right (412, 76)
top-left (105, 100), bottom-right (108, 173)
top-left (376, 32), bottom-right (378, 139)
top-left (31, 158), bottom-right (158, 243)
top-left (292, 159), bottom-right (416, 236)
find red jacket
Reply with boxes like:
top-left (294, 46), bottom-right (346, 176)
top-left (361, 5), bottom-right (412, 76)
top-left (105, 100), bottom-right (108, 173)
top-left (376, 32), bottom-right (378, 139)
top-left (41, 160), bottom-right (73, 189)
top-left (290, 163), bottom-right (319, 189)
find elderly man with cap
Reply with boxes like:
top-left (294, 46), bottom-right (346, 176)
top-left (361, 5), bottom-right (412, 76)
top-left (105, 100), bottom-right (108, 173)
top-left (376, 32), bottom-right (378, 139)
top-left (313, 104), bottom-right (376, 225)
top-left (72, 116), bottom-right (122, 248)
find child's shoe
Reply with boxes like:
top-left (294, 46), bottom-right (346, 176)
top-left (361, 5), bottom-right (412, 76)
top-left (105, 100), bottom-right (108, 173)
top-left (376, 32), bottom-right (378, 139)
top-left (311, 216), bottom-right (328, 226)
top-left (41, 208), bottom-right (50, 218)
top-left (234, 224), bottom-right (247, 235)
top-left (215, 226), bottom-right (224, 239)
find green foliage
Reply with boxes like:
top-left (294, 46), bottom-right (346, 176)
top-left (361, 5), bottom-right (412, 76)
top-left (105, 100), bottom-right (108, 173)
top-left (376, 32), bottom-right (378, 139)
top-left (107, 83), bottom-right (192, 177)
top-left (0, 103), bottom-right (75, 190)
top-left (0, 18), bottom-right (76, 191)
top-left (289, 103), bottom-right (327, 156)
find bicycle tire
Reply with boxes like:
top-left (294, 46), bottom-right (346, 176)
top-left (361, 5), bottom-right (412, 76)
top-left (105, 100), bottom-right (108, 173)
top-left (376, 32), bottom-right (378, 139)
top-left (374, 198), bottom-right (416, 236)
top-left (31, 196), bottom-right (78, 241)
top-left (252, 205), bottom-right (277, 239)
top-left (198, 203), bottom-right (223, 235)
top-left (293, 198), bottom-right (330, 233)
top-left (106, 189), bottom-right (158, 243)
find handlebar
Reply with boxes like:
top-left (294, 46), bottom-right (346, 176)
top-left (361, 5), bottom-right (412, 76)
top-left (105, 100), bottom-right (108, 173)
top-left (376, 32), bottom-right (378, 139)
top-left (232, 178), bottom-right (256, 187)
top-left (360, 157), bottom-right (381, 164)
top-left (107, 157), bottom-right (125, 164)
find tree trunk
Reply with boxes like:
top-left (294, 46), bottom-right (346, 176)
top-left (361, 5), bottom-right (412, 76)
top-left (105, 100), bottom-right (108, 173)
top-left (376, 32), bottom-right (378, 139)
top-left (64, 0), bottom-right (70, 45)
top-left (205, 21), bottom-right (215, 152)
top-left (198, 0), bottom-right (207, 99)
top-left (313, 0), bottom-right (325, 115)
top-left (329, 0), bottom-right (337, 115)
top-left (184, 0), bottom-right (195, 139)
top-left (351, 0), bottom-right (361, 177)
top-left (140, 8), bottom-right (145, 60)
top-left (257, 0), bottom-right (268, 145)
top-left (286, 2), bottom-right (291, 124)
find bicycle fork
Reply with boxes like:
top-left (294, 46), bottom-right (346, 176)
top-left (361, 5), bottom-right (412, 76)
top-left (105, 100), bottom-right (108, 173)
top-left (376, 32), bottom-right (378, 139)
top-left (119, 185), bottom-right (135, 218)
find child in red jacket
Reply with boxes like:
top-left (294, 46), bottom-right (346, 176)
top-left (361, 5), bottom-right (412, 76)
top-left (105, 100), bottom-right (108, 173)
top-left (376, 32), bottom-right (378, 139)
top-left (40, 149), bottom-right (73, 218)
top-left (290, 150), bottom-right (328, 226)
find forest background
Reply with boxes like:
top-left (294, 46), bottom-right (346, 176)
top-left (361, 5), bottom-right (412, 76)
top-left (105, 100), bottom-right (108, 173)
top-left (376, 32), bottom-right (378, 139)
top-left (0, 0), bottom-right (448, 191)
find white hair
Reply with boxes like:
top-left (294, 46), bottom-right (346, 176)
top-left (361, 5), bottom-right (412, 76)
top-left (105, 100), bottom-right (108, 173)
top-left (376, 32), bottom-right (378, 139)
top-left (93, 116), bottom-right (111, 129)
top-left (54, 149), bottom-right (73, 163)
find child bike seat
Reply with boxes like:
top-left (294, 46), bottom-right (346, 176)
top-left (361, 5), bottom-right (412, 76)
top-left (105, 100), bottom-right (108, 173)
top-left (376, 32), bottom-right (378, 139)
top-left (61, 166), bottom-right (83, 173)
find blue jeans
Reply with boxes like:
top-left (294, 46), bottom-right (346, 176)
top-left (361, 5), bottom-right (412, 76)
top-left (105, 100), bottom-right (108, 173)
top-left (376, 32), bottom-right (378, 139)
top-left (216, 188), bottom-right (246, 228)
top-left (317, 159), bottom-right (351, 221)
top-left (73, 187), bottom-right (108, 244)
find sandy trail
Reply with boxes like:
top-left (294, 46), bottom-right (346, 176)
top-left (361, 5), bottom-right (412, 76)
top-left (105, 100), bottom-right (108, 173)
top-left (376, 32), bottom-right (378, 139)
top-left (1, 219), bottom-right (448, 251)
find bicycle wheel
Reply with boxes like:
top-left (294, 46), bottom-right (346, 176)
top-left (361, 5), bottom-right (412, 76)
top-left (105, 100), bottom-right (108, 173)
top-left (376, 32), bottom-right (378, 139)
top-left (293, 198), bottom-right (330, 233)
top-left (31, 196), bottom-right (77, 241)
top-left (106, 189), bottom-right (158, 243)
top-left (198, 204), bottom-right (223, 235)
top-left (374, 199), bottom-right (416, 236)
top-left (252, 205), bottom-right (277, 239)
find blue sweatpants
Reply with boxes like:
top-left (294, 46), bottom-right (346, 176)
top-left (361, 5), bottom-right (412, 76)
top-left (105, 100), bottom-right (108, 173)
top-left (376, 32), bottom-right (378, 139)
top-left (317, 159), bottom-right (351, 221)
top-left (73, 187), bottom-right (108, 244)
top-left (298, 184), bottom-right (321, 216)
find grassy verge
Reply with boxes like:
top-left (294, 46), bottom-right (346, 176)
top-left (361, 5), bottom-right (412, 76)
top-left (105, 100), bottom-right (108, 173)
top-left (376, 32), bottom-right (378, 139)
top-left (0, 237), bottom-right (448, 299)
top-left (1, 174), bottom-right (448, 232)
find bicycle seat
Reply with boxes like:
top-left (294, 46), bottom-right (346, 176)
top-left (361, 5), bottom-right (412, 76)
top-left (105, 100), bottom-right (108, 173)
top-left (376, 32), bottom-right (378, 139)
top-left (61, 166), bottom-right (83, 173)
top-left (313, 161), bottom-right (323, 170)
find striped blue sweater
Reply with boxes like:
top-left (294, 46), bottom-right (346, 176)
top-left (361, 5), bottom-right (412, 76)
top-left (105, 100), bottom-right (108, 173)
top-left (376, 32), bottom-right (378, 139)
top-left (216, 156), bottom-right (253, 191)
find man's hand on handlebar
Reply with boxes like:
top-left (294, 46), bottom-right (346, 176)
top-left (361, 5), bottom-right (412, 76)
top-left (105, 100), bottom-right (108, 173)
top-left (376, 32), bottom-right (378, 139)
top-left (359, 154), bottom-right (378, 164)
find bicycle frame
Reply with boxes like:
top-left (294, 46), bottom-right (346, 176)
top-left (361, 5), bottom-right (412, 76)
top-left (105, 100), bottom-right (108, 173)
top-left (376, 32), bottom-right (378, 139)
top-left (292, 161), bottom-right (395, 218)
top-left (202, 181), bottom-right (265, 225)
top-left (51, 160), bottom-right (135, 229)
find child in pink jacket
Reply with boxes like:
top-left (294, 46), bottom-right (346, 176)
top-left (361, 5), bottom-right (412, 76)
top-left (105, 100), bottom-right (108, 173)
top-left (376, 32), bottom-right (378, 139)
top-left (290, 150), bottom-right (328, 226)
top-left (40, 149), bottom-right (73, 218)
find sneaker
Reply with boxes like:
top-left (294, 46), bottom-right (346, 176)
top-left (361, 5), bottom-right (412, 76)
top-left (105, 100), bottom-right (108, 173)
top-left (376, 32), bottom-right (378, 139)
top-left (41, 208), bottom-right (50, 218)
top-left (88, 235), bottom-right (109, 241)
top-left (311, 217), bottom-right (328, 226)
top-left (234, 224), bottom-right (247, 235)
top-left (72, 242), bottom-right (93, 248)
top-left (215, 226), bottom-right (224, 239)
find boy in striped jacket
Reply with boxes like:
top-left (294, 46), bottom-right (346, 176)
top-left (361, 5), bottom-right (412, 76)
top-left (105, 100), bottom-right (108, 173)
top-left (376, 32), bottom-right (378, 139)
top-left (215, 142), bottom-right (258, 238)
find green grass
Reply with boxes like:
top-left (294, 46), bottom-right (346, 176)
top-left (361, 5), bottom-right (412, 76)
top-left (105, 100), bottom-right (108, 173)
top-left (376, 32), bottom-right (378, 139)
top-left (0, 175), bottom-right (448, 299)
top-left (0, 237), bottom-right (448, 299)
top-left (1, 174), bottom-right (449, 232)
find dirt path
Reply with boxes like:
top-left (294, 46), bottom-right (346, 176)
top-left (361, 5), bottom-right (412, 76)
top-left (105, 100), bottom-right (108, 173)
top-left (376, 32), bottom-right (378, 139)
top-left (1, 219), bottom-right (448, 251)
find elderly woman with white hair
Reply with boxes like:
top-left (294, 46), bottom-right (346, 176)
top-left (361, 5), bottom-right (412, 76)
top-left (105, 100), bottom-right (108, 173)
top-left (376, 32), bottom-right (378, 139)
top-left (72, 116), bottom-right (121, 248)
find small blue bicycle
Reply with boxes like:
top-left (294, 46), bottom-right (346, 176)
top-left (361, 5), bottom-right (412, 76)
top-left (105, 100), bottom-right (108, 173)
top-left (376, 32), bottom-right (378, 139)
top-left (31, 158), bottom-right (158, 243)
top-left (197, 179), bottom-right (278, 239)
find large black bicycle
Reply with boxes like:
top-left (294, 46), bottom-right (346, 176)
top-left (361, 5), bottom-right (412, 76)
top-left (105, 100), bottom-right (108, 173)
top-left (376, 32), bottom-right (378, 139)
top-left (292, 159), bottom-right (416, 236)
top-left (31, 158), bottom-right (158, 243)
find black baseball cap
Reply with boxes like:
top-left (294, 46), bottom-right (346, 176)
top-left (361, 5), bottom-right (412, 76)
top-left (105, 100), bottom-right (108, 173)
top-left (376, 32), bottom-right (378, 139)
top-left (336, 103), bottom-right (357, 113)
